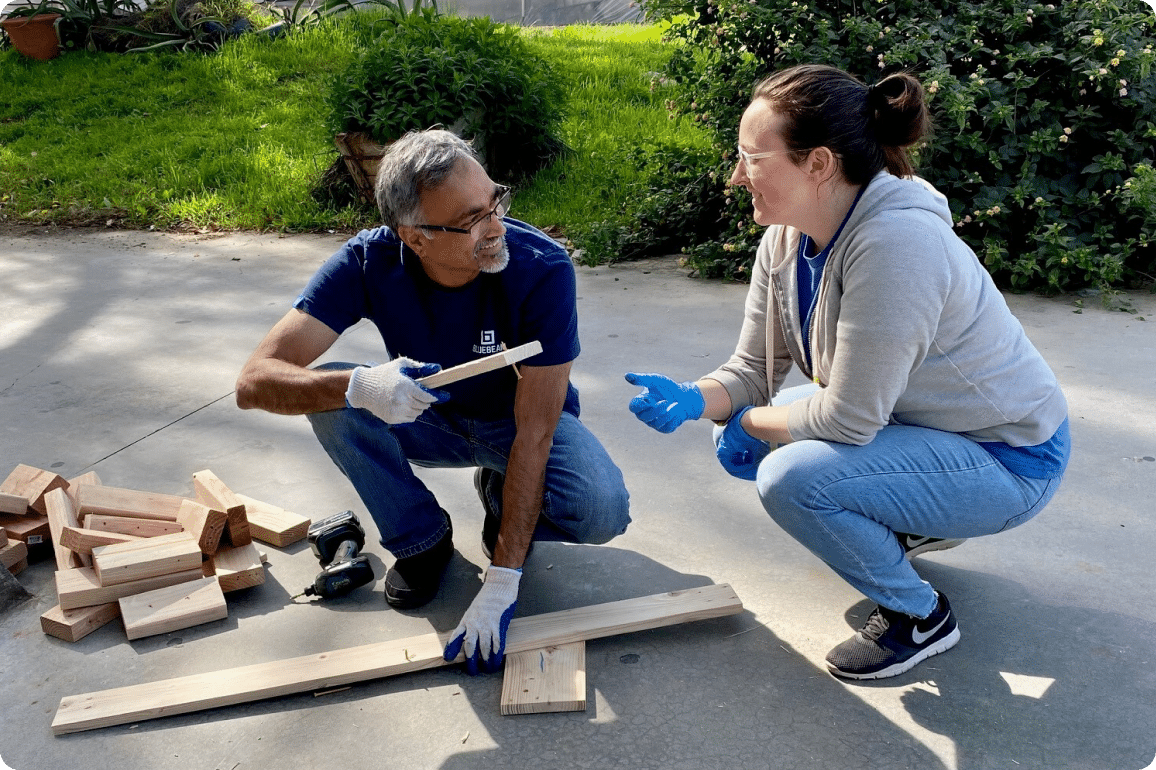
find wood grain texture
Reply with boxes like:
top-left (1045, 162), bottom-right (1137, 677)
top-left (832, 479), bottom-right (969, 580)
top-left (234, 494), bottom-right (309, 547)
top-left (210, 542), bottom-right (265, 593)
top-left (0, 464), bottom-right (68, 515)
top-left (59, 526), bottom-right (143, 555)
top-left (119, 576), bottom-right (228, 641)
top-left (43, 487), bottom-right (84, 570)
top-left (0, 513), bottom-right (49, 544)
top-left (501, 642), bottom-right (586, 715)
top-left (91, 533), bottom-right (202, 586)
top-left (0, 491), bottom-right (29, 515)
top-left (1, 540), bottom-right (28, 570)
top-left (56, 566), bottom-right (205, 610)
top-left (66, 472), bottom-right (102, 508)
top-left (85, 514), bottom-right (184, 538)
top-left (192, 470), bottom-right (250, 547)
top-left (416, 340), bottom-right (542, 388)
top-left (51, 584), bottom-right (743, 734)
top-left (77, 485), bottom-right (185, 522)
top-left (41, 602), bottom-right (121, 643)
top-left (175, 499), bottom-right (227, 555)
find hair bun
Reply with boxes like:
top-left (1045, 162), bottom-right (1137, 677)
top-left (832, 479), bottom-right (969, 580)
top-left (868, 73), bottom-right (930, 148)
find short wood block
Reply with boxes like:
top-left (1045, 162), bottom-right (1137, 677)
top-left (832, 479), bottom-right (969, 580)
top-left (193, 470), bottom-right (250, 546)
top-left (77, 485), bottom-right (185, 522)
top-left (120, 576), bottom-right (228, 641)
top-left (2, 540), bottom-right (29, 570)
top-left (66, 471), bottom-right (103, 508)
top-left (85, 514), bottom-right (184, 538)
top-left (44, 487), bottom-right (84, 570)
top-left (56, 566), bottom-right (204, 610)
top-left (0, 527), bottom-right (7, 547)
top-left (92, 532), bottom-right (202, 587)
top-left (7, 557), bottom-right (27, 575)
top-left (41, 602), bottom-right (121, 643)
top-left (501, 642), bottom-right (587, 715)
top-left (235, 494), bottom-right (309, 547)
top-left (0, 491), bottom-right (29, 515)
top-left (0, 512), bottom-right (50, 545)
top-left (1, 464), bottom-right (68, 515)
top-left (60, 526), bottom-right (143, 555)
top-left (210, 542), bottom-right (265, 593)
top-left (175, 500), bottom-right (227, 556)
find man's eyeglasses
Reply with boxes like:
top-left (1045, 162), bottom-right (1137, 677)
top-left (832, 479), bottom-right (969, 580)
top-left (736, 145), bottom-right (793, 168)
top-left (417, 185), bottom-right (513, 236)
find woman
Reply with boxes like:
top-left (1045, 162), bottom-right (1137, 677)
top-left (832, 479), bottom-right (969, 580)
top-left (625, 64), bottom-right (1069, 680)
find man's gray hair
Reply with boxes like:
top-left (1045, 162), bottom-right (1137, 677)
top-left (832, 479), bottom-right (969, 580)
top-left (374, 129), bottom-right (481, 230)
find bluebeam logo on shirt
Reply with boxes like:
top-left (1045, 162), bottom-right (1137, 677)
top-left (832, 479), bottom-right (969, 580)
top-left (473, 330), bottom-right (503, 355)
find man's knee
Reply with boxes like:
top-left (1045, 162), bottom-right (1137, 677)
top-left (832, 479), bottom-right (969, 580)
top-left (548, 479), bottom-right (631, 545)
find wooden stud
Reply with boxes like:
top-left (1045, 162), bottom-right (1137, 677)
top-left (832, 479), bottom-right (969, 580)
top-left (416, 340), bottom-right (543, 389)
top-left (235, 494), bottom-right (309, 547)
top-left (92, 532), bottom-right (202, 587)
top-left (56, 566), bottom-right (205, 610)
top-left (59, 526), bottom-right (143, 555)
top-left (175, 499), bottom-right (227, 555)
top-left (76, 485), bottom-right (186, 523)
top-left (192, 470), bottom-right (251, 547)
top-left (0, 491), bottom-right (29, 516)
top-left (501, 642), bottom-right (586, 715)
top-left (0, 464), bottom-right (68, 515)
top-left (66, 471), bottom-right (102, 508)
top-left (210, 542), bottom-right (265, 593)
top-left (1, 540), bottom-right (29, 571)
top-left (84, 514), bottom-right (184, 538)
top-left (0, 512), bottom-right (50, 545)
top-left (51, 584), bottom-right (743, 734)
top-left (43, 487), bottom-right (84, 570)
top-left (119, 576), bottom-right (228, 641)
top-left (41, 602), bottom-right (121, 643)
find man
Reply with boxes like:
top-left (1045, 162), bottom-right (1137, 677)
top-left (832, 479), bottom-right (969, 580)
top-left (236, 129), bottom-right (631, 674)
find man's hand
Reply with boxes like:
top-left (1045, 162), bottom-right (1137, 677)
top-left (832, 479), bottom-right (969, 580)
top-left (345, 358), bottom-right (448, 424)
top-left (716, 406), bottom-right (772, 480)
top-left (624, 372), bottom-right (705, 433)
top-left (443, 566), bottom-right (522, 675)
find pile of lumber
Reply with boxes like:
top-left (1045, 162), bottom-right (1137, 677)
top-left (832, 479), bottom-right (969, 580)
top-left (1, 464), bottom-right (310, 643)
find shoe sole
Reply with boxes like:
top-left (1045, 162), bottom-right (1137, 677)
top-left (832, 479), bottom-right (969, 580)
top-left (905, 538), bottom-right (966, 559)
top-left (828, 626), bottom-right (961, 680)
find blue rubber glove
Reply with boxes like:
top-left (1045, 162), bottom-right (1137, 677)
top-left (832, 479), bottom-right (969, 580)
top-left (443, 566), bottom-right (522, 675)
top-left (624, 372), bottom-right (706, 433)
top-left (716, 406), bottom-right (772, 480)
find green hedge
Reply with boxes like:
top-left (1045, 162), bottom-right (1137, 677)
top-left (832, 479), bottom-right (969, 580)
top-left (586, 0), bottom-right (1156, 292)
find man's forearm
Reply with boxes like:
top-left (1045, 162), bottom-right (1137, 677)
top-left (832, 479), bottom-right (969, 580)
top-left (490, 434), bottom-right (550, 569)
top-left (235, 360), bottom-right (351, 415)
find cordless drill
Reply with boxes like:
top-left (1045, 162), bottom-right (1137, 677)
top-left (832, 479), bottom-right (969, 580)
top-left (295, 510), bottom-right (375, 599)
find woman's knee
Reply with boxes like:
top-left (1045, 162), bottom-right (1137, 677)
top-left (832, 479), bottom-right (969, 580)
top-left (755, 440), bottom-right (834, 528)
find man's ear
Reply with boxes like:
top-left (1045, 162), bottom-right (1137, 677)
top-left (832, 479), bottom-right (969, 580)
top-left (396, 225), bottom-right (428, 256)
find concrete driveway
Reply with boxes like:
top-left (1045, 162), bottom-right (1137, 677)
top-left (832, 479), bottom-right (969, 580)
top-left (1, 225), bottom-right (1154, 770)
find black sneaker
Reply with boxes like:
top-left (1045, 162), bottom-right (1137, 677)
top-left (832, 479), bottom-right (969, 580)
top-left (384, 514), bottom-right (453, 609)
top-left (897, 532), bottom-right (966, 559)
top-left (826, 591), bottom-right (960, 680)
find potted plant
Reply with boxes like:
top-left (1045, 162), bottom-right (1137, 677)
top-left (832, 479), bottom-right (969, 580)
top-left (1, 7), bottom-right (63, 60)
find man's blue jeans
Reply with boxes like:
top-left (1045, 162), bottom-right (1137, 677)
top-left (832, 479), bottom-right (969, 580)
top-left (307, 365), bottom-right (630, 559)
top-left (728, 385), bottom-right (1064, 619)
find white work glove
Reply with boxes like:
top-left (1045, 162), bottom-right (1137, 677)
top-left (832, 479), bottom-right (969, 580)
top-left (345, 357), bottom-right (447, 424)
top-left (442, 565), bottom-right (522, 675)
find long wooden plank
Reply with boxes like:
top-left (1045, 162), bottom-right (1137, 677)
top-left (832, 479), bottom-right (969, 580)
top-left (234, 494), bottom-right (309, 547)
top-left (416, 340), bottom-right (542, 388)
top-left (85, 514), bottom-right (183, 538)
top-left (56, 566), bottom-right (205, 610)
top-left (501, 642), bottom-right (586, 715)
top-left (44, 487), bottom-right (84, 570)
top-left (77, 485), bottom-right (185, 522)
top-left (120, 576), bottom-right (228, 641)
top-left (52, 584), bottom-right (743, 734)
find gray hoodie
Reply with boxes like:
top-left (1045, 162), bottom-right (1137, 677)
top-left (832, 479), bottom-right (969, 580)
top-left (705, 171), bottom-right (1068, 448)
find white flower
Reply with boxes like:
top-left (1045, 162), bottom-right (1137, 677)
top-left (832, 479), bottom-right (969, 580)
top-left (1099, 67), bottom-right (1108, 75)
top-left (1059, 135), bottom-right (1069, 143)
top-left (1063, 127), bottom-right (1072, 134)
top-left (866, 45), bottom-right (874, 52)
top-left (928, 80), bottom-right (940, 93)
top-left (1120, 88), bottom-right (1128, 97)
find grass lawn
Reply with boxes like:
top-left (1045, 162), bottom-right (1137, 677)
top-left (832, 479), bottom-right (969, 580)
top-left (0, 16), bottom-right (708, 235)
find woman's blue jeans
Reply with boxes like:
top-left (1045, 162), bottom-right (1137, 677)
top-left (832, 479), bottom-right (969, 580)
top-left (727, 385), bottom-right (1064, 618)
top-left (307, 364), bottom-right (631, 559)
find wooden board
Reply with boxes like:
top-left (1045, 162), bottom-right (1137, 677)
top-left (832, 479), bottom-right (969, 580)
top-left (192, 470), bottom-right (250, 547)
top-left (0, 464), bottom-right (68, 515)
top-left (0, 527), bottom-right (7, 547)
top-left (175, 500), bottom-right (227, 555)
top-left (43, 487), bottom-right (84, 570)
top-left (59, 526), bottom-right (143, 555)
top-left (51, 584), bottom-right (742, 734)
top-left (66, 471), bottom-right (102, 508)
top-left (416, 340), bottom-right (542, 388)
top-left (41, 602), bottom-right (121, 643)
top-left (235, 494), bottom-right (309, 547)
top-left (0, 491), bottom-right (29, 515)
top-left (119, 576), bottom-right (228, 641)
top-left (501, 642), bottom-right (586, 715)
top-left (56, 566), bottom-right (205, 611)
top-left (0, 512), bottom-right (50, 545)
top-left (77, 485), bottom-right (185, 522)
top-left (92, 532), bottom-right (201, 586)
top-left (1, 540), bottom-right (29, 570)
top-left (85, 514), bottom-right (184, 538)
top-left (210, 542), bottom-right (265, 593)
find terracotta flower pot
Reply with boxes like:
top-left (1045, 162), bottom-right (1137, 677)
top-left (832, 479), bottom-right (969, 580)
top-left (1, 13), bottom-right (62, 61)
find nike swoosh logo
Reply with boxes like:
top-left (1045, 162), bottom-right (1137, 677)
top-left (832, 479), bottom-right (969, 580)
top-left (905, 536), bottom-right (932, 548)
top-left (912, 615), bottom-right (950, 645)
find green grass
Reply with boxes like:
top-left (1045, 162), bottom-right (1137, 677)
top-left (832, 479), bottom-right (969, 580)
top-left (0, 16), bottom-right (707, 234)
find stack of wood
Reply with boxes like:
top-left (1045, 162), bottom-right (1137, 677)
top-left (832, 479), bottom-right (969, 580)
top-left (1, 464), bottom-right (310, 644)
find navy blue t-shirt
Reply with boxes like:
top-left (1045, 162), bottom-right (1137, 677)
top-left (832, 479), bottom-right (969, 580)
top-left (294, 218), bottom-right (581, 421)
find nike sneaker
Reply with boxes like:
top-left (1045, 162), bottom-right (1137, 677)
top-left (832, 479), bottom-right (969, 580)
top-left (825, 591), bottom-right (961, 680)
top-left (897, 532), bottom-right (966, 559)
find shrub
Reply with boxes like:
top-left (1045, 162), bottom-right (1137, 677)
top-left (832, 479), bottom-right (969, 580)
top-left (325, 11), bottom-right (568, 183)
top-left (600, 0), bottom-right (1156, 292)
